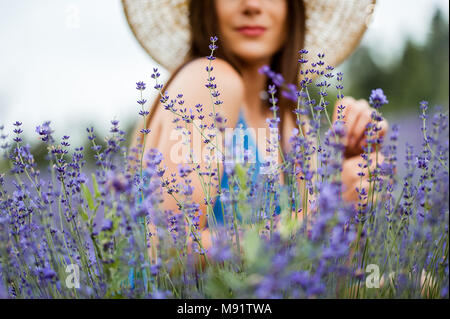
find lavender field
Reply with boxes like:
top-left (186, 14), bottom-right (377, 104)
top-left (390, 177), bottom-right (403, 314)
top-left (0, 42), bottom-right (448, 299)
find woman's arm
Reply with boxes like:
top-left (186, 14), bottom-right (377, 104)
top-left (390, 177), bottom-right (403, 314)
top-left (137, 57), bottom-right (246, 263)
top-left (333, 97), bottom-right (388, 202)
top-left (149, 57), bottom-right (245, 228)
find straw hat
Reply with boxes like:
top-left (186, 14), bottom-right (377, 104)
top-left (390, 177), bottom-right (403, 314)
top-left (122, 0), bottom-right (375, 72)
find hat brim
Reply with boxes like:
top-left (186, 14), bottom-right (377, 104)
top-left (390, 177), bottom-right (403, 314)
top-left (122, 0), bottom-right (375, 72)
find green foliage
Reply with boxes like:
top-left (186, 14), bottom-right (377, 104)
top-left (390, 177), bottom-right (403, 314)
top-left (345, 11), bottom-right (449, 115)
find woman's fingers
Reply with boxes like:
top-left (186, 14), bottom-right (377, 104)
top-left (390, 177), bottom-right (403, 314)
top-left (355, 115), bottom-right (389, 152)
top-left (333, 97), bottom-right (367, 155)
top-left (348, 101), bottom-right (372, 153)
top-left (334, 97), bottom-right (389, 158)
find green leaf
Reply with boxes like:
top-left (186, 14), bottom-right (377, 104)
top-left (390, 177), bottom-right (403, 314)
top-left (81, 183), bottom-right (95, 210)
top-left (235, 163), bottom-right (248, 193)
top-left (243, 229), bottom-right (261, 267)
top-left (235, 163), bottom-right (251, 222)
top-left (205, 269), bottom-right (234, 298)
top-left (78, 206), bottom-right (89, 222)
top-left (221, 270), bottom-right (247, 292)
top-left (91, 173), bottom-right (101, 198)
top-left (278, 190), bottom-right (301, 240)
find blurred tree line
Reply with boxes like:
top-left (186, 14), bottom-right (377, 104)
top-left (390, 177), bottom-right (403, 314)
top-left (344, 10), bottom-right (449, 115)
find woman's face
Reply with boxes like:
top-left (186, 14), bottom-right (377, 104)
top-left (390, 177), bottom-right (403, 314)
top-left (215, 0), bottom-right (288, 65)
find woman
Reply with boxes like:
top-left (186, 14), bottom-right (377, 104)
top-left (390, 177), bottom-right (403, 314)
top-left (123, 0), bottom-right (387, 243)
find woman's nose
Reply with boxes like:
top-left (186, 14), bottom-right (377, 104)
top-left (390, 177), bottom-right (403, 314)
top-left (241, 0), bottom-right (262, 15)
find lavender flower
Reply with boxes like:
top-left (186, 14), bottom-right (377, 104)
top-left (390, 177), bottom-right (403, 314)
top-left (369, 88), bottom-right (389, 109)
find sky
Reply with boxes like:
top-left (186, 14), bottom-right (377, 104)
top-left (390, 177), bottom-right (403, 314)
top-left (0, 0), bottom-right (448, 145)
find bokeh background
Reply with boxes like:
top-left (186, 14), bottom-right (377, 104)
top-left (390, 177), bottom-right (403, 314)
top-left (0, 0), bottom-right (448, 166)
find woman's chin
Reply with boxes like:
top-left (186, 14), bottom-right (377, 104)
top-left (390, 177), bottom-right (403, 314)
top-left (234, 50), bottom-right (275, 65)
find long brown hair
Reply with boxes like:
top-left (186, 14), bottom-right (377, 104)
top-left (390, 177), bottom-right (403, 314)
top-left (133, 0), bottom-right (305, 152)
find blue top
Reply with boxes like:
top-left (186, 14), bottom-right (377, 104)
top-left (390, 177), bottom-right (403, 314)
top-left (212, 110), bottom-right (280, 224)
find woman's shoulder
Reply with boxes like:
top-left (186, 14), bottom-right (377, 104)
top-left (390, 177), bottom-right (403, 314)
top-left (173, 57), bottom-right (245, 97)
top-left (184, 57), bottom-right (242, 79)
top-left (163, 57), bottom-right (244, 125)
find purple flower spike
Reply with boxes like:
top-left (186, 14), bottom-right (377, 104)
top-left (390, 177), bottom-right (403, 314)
top-left (369, 88), bottom-right (388, 109)
top-left (420, 100), bottom-right (429, 111)
top-left (101, 219), bottom-right (113, 232)
top-left (136, 81), bottom-right (146, 91)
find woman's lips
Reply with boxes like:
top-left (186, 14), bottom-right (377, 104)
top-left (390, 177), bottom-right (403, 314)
top-left (237, 26), bottom-right (266, 36)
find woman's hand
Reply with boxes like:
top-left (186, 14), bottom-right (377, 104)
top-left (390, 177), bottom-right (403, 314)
top-left (333, 97), bottom-right (388, 158)
top-left (333, 97), bottom-right (388, 202)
